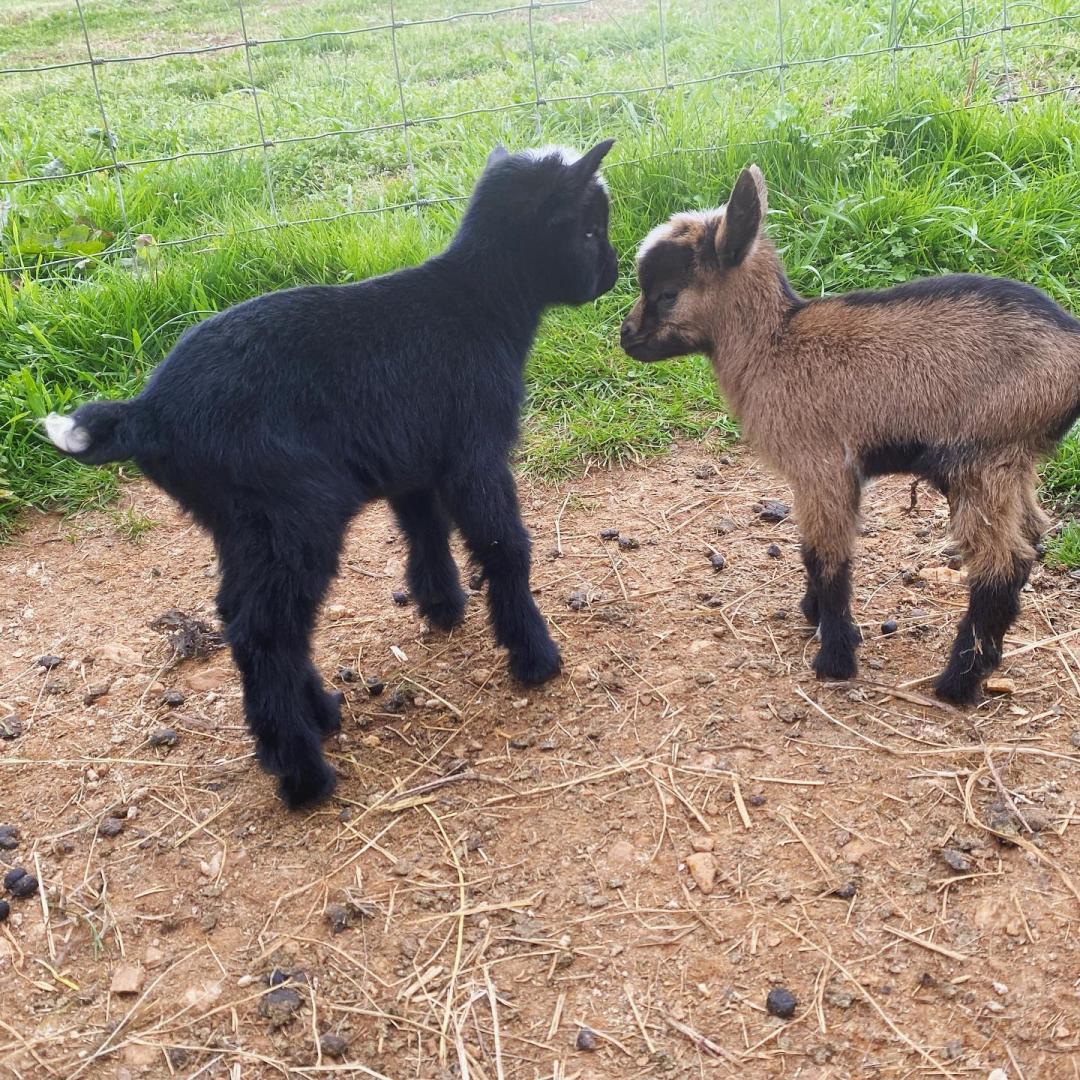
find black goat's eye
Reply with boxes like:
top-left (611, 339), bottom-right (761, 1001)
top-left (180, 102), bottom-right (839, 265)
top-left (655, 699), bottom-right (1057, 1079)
top-left (584, 228), bottom-right (596, 240)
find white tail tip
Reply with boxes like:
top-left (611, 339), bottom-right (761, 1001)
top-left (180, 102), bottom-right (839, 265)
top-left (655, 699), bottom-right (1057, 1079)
top-left (45, 413), bottom-right (92, 454)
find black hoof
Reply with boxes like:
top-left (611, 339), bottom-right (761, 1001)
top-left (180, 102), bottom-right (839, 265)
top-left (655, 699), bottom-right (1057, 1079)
top-left (277, 759), bottom-right (338, 810)
top-left (933, 667), bottom-right (983, 706)
top-left (509, 637), bottom-right (562, 686)
top-left (812, 646), bottom-right (858, 681)
top-left (420, 591), bottom-right (467, 632)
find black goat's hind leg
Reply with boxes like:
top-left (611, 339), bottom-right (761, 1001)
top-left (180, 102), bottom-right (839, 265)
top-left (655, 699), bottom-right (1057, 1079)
top-left (447, 463), bottom-right (561, 685)
top-left (217, 508), bottom-right (346, 808)
top-left (391, 490), bottom-right (466, 631)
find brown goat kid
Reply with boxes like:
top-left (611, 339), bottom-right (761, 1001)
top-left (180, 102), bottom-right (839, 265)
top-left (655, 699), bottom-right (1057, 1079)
top-left (620, 165), bottom-right (1080, 704)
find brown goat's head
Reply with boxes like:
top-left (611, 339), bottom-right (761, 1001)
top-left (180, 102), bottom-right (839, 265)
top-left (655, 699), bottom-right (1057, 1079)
top-left (620, 165), bottom-right (768, 362)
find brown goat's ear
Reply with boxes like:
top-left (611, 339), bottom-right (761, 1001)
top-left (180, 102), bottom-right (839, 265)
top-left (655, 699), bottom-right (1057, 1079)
top-left (716, 165), bottom-right (766, 266)
top-left (568, 138), bottom-right (615, 183)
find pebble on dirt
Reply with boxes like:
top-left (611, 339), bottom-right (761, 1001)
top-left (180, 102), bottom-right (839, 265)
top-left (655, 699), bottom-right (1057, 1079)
top-left (161, 689), bottom-right (185, 707)
top-left (686, 851), bottom-right (717, 894)
top-left (0, 715), bottom-right (20, 740)
top-left (0, 825), bottom-right (19, 850)
top-left (98, 817), bottom-right (125, 838)
top-left (259, 986), bottom-right (303, 1027)
top-left (756, 499), bottom-right (790, 522)
top-left (881, 619), bottom-right (899, 635)
top-left (83, 682), bottom-right (111, 705)
top-left (37, 654), bottom-right (63, 670)
top-left (110, 963), bottom-right (145, 995)
top-left (149, 727), bottom-right (179, 748)
top-left (0, 900), bottom-right (9, 923)
top-left (568, 589), bottom-right (589, 611)
top-left (366, 676), bottom-right (386, 696)
top-left (832, 881), bottom-right (858, 900)
top-left (709, 552), bottom-right (726, 571)
top-left (766, 987), bottom-right (797, 1019)
top-left (325, 903), bottom-right (350, 935)
top-left (320, 1033), bottom-right (348, 1058)
top-left (337, 666), bottom-right (359, 683)
top-left (941, 848), bottom-right (973, 873)
top-left (617, 536), bottom-right (640, 551)
top-left (4, 868), bottom-right (38, 898)
top-left (575, 1026), bottom-right (598, 1051)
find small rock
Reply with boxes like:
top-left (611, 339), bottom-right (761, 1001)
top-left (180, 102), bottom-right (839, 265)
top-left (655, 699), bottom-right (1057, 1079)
top-left (713, 517), bottom-right (737, 535)
top-left (693, 464), bottom-right (716, 479)
top-left (832, 881), bottom-right (857, 900)
top-left (599, 528), bottom-right (619, 541)
top-left (567, 589), bottom-right (589, 611)
top-left (0, 899), bottom-right (9, 923)
top-left (709, 552), bottom-right (726, 571)
top-left (1070, 729), bottom-right (1080, 749)
top-left (0, 715), bottom-right (21, 740)
top-left (4, 868), bottom-right (38, 898)
top-left (111, 964), bottom-right (145, 995)
top-left (987, 1071), bottom-right (1008, 1080)
top-left (690, 835), bottom-right (714, 852)
top-left (95, 642), bottom-right (143, 668)
top-left (468, 667), bottom-right (493, 687)
top-left (366, 676), bottom-right (385, 697)
top-left (83, 682), bottom-right (111, 705)
top-left (391, 589), bottom-right (409, 606)
top-left (757, 500), bottom-right (790, 523)
top-left (919, 566), bottom-right (967, 586)
top-left (575, 1026), bottom-right (598, 1051)
top-left (686, 852), bottom-right (717, 894)
top-left (824, 984), bottom-right (853, 1009)
top-left (98, 817), bottom-right (124, 838)
top-left (0, 825), bottom-right (19, 851)
top-left (325, 903), bottom-right (350, 935)
top-left (941, 848), bottom-right (972, 873)
top-left (766, 543), bottom-right (782, 558)
top-left (38, 654), bottom-right (63, 670)
top-left (259, 986), bottom-right (303, 1027)
top-left (161, 689), bottom-right (185, 706)
top-left (766, 987), bottom-right (797, 1019)
top-left (748, 794), bottom-right (766, 807)
top-left (337, 666), bottom-right (359, 683)
top-left (148, 727), bottom-right (178, 748)
top-left (617, 536), bottom-right (640, 551)
top-left (320, 1033), bottom-right (348, 1058)
top-left (187, 667), bottom-right (230, 692)
top-left (984, 677), bottom-right (1015, 696)
top-left (881, 619), bottom-right (898, 635)
top-left (943, 1039), bottom-right (963, 1060)
top-left (508, 732), bottom-right (536, 750)
top-left (992, 981), bottom-right (1008, 996)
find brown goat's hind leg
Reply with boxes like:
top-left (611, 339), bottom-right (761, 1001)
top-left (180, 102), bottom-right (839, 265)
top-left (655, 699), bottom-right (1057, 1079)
top-left (935, 475), bottom-right (1033, 705)
top-left (796, 478), bottom-right (861, 681)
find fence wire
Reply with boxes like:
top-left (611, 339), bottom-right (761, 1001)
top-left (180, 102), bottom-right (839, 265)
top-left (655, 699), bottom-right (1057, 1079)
top-left (2, 0), bottom-right (1078, 276)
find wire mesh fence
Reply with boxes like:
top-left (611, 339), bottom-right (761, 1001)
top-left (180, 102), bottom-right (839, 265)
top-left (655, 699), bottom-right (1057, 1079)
top-left (1, 0), bottom-right (1078, 277)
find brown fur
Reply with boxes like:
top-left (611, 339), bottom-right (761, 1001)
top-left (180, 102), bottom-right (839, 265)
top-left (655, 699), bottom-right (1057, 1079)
top-left (621, 165), bottom-right (1080, 702)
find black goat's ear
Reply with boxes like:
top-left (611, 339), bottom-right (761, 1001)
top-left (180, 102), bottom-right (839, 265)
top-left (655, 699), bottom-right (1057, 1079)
top-left (486, 144), bottom-right (510, 167)
top-left (716, 165), bottom-right (767, 266)
top-left (568, 138), bottom-right (615, 183)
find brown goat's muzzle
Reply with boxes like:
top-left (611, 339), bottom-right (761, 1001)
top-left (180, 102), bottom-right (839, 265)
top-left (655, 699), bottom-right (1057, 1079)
top-left (619, 302), bottom-right (683, 363)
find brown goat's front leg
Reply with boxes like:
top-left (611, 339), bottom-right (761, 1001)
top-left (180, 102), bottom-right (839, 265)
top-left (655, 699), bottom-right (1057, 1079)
top-left (795, 476), bottom-right (862, 681)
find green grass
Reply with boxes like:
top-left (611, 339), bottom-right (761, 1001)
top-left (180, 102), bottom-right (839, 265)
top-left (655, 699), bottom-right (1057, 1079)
top-left (2, 0), bottom-right (1080, 557)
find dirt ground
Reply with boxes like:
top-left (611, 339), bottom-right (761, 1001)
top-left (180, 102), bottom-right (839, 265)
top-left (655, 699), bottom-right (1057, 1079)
top-left (1, 443), bottom-right (1078, 1080)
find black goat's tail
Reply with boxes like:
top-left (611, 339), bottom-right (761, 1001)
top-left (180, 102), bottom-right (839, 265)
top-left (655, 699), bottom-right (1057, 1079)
top-left (44, 399), bottom-right (150, 466)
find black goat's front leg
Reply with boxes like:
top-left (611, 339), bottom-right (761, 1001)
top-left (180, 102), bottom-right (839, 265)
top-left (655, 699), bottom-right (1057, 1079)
top-left (446, 462), bottom-right (561, 685)
top-left (795, 477), bottom-right (862, 681)
top-left (390, 489), bottom-right (466, 632)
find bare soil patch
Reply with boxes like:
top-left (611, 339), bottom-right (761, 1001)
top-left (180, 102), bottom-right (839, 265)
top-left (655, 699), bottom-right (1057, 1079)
top-left (1, 444), bottom-right (1078, 1078)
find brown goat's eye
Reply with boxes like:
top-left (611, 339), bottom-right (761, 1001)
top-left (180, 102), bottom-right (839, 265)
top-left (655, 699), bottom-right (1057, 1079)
top-left (659, 289), bottom-right (679, 304)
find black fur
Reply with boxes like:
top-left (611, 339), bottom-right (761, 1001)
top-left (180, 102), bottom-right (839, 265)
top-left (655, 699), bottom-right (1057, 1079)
top-left (802, 548), bottom-right (862, 680)
top-left (50, 141), bottom-right (618, 810)
top-left (934, 561), bottom-right (1030, 704)
top-left (860, 440), bottom-right (969, 495)
top-left (842, 273), bottom-right (1080, 333)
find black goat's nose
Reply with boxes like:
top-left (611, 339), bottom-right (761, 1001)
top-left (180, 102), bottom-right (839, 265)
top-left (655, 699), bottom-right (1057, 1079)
top-left (619, 320), bottom-right (633, 341)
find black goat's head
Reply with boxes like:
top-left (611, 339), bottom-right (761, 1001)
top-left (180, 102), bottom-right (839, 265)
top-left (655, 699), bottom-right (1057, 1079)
top-left (458, 139), bottom-right (619, 305)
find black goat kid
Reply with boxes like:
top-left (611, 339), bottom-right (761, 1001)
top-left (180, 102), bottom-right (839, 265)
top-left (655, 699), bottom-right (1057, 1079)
top-left (46, 140), bottom-right (618, 809)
